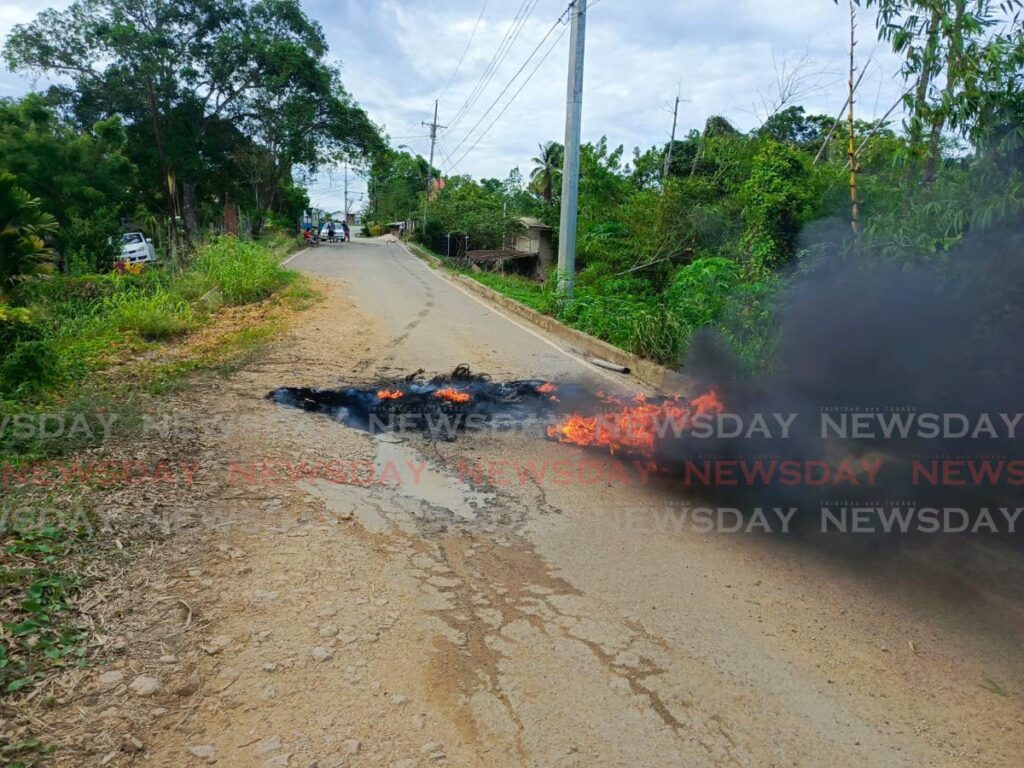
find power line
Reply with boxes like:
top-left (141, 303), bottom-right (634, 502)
top-left (446, 0), bottom-right (540, 132)
top-left (439, 0), bottom-right (491, 100)
top-left (450, 23), bottom-right (567, 170)
top-left (436, 137), bottom-right (461, 178)
top-left (446, 0), bottom-right (534, 130)
top-left (447, 5), bottom-right (571, 166)
top-left (438, 0), bottom-right (611, 175)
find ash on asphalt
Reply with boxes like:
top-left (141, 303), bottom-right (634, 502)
top-left (268, 366), bottom-right (589, 440)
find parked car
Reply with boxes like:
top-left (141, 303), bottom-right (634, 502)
top-left (319, 222), bottom-right (340, 242)
top-left (117, 232), bottom-right (157, 263)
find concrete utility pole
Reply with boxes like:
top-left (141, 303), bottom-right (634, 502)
top-left (421, 100), bottom-right (446, 234)
top-left (662, 91), bottom-right (680, 182)
top-left (556, 0), bottom-right (587, 298)
top-left (343, 160), bottom-right (349, 218)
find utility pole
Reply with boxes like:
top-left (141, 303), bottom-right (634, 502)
top-left (662, 89), bottom-right (680, 182)
top-left (343, 160), bottom-right (349, 220)
top-left (556, 0), bottom-right (587, 298)
top-left (421, 99), bottom-right (446, 235)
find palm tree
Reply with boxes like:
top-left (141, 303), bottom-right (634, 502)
top-left (529, 141), bottom-right (563, 202)
top-left (0, 172), bottom-right (57, 298)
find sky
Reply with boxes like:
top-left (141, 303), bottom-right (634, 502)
top-left (0, 0), bottom-right (907, 214)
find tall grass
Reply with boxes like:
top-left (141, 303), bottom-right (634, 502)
top-left (1, 235), bottom-right (300, 401)
top-left (192, 236), bottom-right (294, 305)
top-left (101, 289), bottom-right (195, 340)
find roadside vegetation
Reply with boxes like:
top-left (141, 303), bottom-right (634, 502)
top-left (0, 232), bottom-right (312, 717)
top-left (369, 0), bottom-right (1023, 372)
top-left (0, 0), bottom-right (383, 730)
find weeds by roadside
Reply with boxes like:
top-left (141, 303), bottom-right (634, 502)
top-left (0, 233), bottom-right (318, 756)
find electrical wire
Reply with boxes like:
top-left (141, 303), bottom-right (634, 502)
top-left (439, 0), bottom-right (491, 101)
top-left (446, 0), bottom-right (534, 130)
top-left (446, 2), bottom-right (573, 165)
top-left (436, 136), bottom-right (461, 178)
top-left (449, 21), bottom-right (569, 170)
top-left (446, 0), bottom-right (540, 132)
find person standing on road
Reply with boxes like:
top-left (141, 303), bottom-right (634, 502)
top-left (341, 220), bottom-right (350, 242)
top-left (327, 221), bottom-right (335, 243)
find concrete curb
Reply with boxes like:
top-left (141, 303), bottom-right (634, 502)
top-left (396, 239), bottom-right (693, 395)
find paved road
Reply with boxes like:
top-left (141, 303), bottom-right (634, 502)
top-left (288, 237), bottom-right (620, 389)
top-left (135, 238), bottom-right (1023, 767)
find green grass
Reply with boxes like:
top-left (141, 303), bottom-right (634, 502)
top-left (1, 233), bottom-right (310, 458)
top-left (0, 232), bottom-right (312, 763)
top-left (102, 289), bottom-right (196, 340)
top-left (192, 236), bottom-right (296, 305)
top-left (464, 271), bottom-right (554, 313)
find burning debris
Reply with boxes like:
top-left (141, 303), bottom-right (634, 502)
top-left (547, 390), bottom-right (725, 459)
top-left (269, 366), bottom-right (580, 439)
top-left (271, 365), bottom-right (727, 452)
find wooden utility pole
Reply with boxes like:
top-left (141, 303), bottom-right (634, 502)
top-left (556, 0), bottom-right (588, 298)
top-left (344, 160), bottom-right (349, 220)
top-left (421, 100), bottom-right (446, 234)
top-left (662, 89), bottom-right (680, 182)
top-left (847, 1), bottom-right (860, 236)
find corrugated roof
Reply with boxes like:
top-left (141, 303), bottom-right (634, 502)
top-left (518, 216), bottom-right (551, 229)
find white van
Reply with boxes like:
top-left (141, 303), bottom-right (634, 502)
top-left (118, 232), bottom-right (157, 263)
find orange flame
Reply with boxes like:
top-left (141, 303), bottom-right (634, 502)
top-left (537, 382), bottom-right (557, 394)
top-left (434, 388), bottom-right (471, 403)
top-left (547, 390), bottom-right (724, 458)
top-left (377, 389), bottom-right (404, 400)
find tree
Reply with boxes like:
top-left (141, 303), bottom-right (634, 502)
top-left (739, 141), bottom-right (818, 272)
top-left (849, 0), bottom-right (1024, 182)
top-left (0, 95), bottom-right (136, 263)
top-left (757, 106), bottom-right (825, 146)
top-left (368, 149), bottom-right (433, 223)
top-left (426, 177), bottom-right (523, 251)
top-left (529, 141), bottom-right (563, 201)
top-left (5, 0), bottom-right (382, 241)
top-left (0, 173), bottom-right (57, 298)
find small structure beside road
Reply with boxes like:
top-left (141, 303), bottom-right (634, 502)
top-left (463, 217), bottom-right (554, 278)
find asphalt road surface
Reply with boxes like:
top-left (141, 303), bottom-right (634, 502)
top-left (128, 237), bottom-right (1023, 767)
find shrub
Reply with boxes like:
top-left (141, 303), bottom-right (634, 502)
top-left (0, 339), bottom-right (64, 394)
top-left (717, 277), bottom-right (780, 375)
top-left (102, 289), bottom-right (195, 340)
top-left (739, 140), bottom-right (818, 273)
top-left (664, 257), bottom-right (742, 328)
top-left (62, 208), bottom-right (120, 274)
top-left (192, 236), bottom-right (293, 305)
top-left (0, 172), bottom-right (57, 298)
top-left (559, 290), bottom-right (685, 363)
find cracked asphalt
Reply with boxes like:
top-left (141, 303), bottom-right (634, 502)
top-left (125, 237), bottom-right (1024, 767)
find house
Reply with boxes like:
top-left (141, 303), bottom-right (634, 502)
top-left (461, 217), bottom-right (555, 278)
top-left (512, 217), bottom-right (554, 274)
